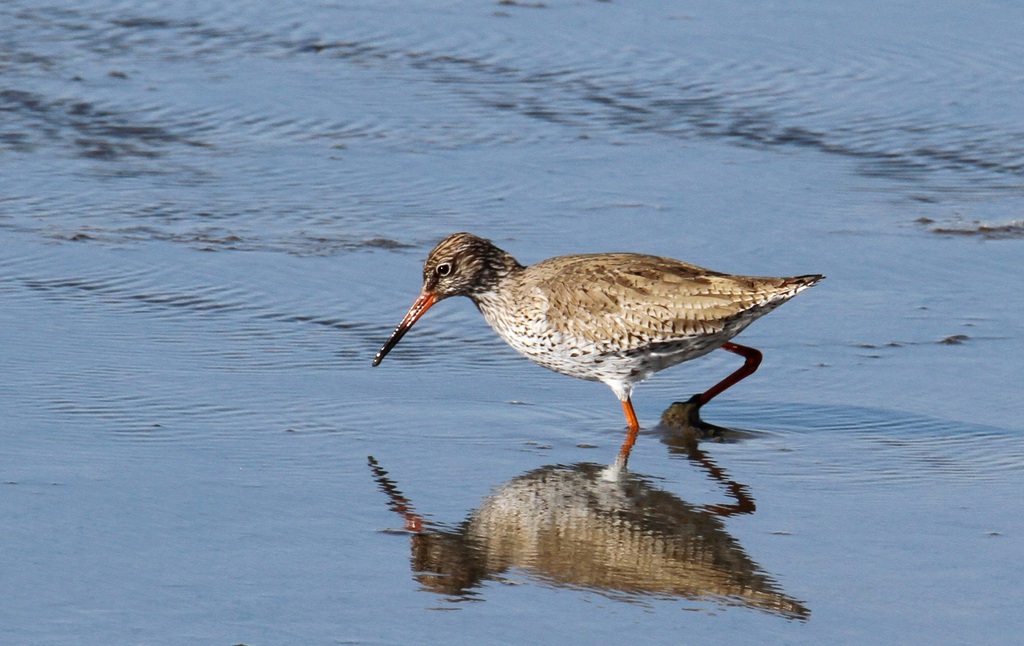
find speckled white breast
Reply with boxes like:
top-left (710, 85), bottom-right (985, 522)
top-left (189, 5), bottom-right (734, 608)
top-left (474, 289), bottom-right (757, 401)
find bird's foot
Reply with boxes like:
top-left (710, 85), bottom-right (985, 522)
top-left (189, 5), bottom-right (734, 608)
top-left (659, 394), bottom-right (730, 443)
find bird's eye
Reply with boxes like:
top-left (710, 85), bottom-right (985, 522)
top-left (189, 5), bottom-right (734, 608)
top-left (436, 262), bottom-right (452, 277)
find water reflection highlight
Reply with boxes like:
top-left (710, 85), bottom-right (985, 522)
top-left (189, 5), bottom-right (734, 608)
top-left (369, 455), bottom-right (808, 620)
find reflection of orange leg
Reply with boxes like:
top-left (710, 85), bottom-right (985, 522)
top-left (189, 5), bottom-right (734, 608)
top-left (699, 342), bottom-right (763, 405)
top-left (685, 443), bottom-right (756, 516)
top-left (617, 398), bottom-right (641, 466)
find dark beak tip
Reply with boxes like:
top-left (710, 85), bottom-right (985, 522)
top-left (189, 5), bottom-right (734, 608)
top-left (372, 291), bottom-right (433, 369)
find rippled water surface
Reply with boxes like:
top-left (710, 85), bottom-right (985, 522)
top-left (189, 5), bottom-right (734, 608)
top-left (2, 1), bottom-right (1022, 644)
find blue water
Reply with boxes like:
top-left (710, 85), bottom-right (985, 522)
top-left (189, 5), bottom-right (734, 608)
top-left (2, 1), bottom-right (1022, 643)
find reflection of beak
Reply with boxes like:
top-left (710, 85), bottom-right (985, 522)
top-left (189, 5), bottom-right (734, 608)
top-left (372, 291), bottom-right (438, 366)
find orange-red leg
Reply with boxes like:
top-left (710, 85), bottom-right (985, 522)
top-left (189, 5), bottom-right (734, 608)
top-left (699, 342), bottom-right (763, 405)
top-left (619, 343), bottom-right (761, 466)
top-left (617, 397), bottom-right (641, 466)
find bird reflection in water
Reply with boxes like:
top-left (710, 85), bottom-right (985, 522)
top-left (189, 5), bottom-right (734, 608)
top-left (368, 415), bottom-right (809, 620)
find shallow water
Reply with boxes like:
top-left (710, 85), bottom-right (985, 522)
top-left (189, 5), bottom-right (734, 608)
top-left (2, 1), bottom-right (1022, 644)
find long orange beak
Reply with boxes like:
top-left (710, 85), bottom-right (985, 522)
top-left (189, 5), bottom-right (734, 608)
top-left (372, 291), bottom-right (438, 366)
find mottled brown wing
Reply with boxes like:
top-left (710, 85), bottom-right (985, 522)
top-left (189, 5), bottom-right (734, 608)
top-left (524, 253), bottom-right (808, 350)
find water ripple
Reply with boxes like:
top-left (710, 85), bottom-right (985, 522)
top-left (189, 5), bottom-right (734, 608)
top-left (720, 403), bottom-right (1024, 486)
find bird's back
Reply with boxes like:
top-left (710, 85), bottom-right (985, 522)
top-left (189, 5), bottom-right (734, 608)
top-left (518, 253), bottom-right (819, 350)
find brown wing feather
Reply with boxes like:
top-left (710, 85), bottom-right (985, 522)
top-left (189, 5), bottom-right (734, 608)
top-left (520, 253), bottom-right (813, 350)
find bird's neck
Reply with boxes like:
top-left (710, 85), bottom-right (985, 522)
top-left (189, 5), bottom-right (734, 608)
top-left (467, 250), bottom-right (524, 300)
